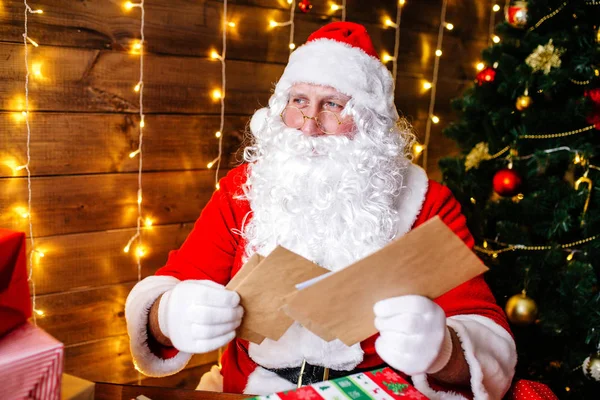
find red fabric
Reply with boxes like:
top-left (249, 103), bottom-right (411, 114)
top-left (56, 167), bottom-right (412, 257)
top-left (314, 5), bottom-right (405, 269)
top-left (506, 380), bottom-right (559, 400)
top-left (0, 229), bottom-right (32, 337)
top-left (155, 165), bottom-right (511, 395)
top-left (306, 22), bottom-right (379, 59)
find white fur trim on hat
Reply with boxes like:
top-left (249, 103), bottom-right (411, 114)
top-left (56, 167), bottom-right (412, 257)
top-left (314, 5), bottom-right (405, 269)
top-left (274, 38), bottom-right (398, 120)
top-left (411, 315), bottom-right (517, 400)
top-left (125, 275), bottom-right (193, 377)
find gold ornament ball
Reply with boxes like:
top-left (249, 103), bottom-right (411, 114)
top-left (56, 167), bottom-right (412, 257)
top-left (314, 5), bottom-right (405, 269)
top-left (583, 353), bottom-right (600, 382)
top-left (516, 95), bottom-right (532, 111)
top-left (505, 292), bottom-right (538, 325)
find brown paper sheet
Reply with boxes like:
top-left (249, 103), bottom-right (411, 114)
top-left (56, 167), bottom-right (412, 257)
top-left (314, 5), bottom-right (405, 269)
top-left (281, 216), bottom-right (488, 346)
top-left (229, 246), bottom-right (329, 343)
top-left (226, 253), bottom-right (266, 342)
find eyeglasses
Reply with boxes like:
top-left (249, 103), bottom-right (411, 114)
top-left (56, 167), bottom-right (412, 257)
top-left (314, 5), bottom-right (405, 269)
top-left (280, 106), bottom-right (343, 135)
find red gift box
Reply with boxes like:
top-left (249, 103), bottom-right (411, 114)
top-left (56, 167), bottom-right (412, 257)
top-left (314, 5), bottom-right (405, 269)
top-left (0, 228), bottom-right (32, 336)
top-left (0, 322), bottom-right (64, 399)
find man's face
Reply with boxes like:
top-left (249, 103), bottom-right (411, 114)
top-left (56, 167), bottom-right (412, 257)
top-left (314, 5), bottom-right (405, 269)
top-left (284, 83), bottom-right (355, 138)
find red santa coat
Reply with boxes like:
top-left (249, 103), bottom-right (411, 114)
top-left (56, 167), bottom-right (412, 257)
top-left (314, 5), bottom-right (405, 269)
top-left (125, 163), bottom-right (518, 400)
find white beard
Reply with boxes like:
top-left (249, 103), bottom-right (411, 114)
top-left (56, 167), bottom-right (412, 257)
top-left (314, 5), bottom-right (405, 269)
top-left (239, 110), bottom-right (411, 379)
top-left (241, 116), bottom-right (408, 271)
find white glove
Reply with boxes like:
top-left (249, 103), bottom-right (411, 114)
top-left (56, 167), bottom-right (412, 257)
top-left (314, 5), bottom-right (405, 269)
top-left (374, 295), bottom-right (453, 376)
top-left (158, 280), bottom-right (244, 354)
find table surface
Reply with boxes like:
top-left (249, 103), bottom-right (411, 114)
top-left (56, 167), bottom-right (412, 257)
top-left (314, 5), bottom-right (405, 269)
top-left (94, 382), bottom-right (250, 400)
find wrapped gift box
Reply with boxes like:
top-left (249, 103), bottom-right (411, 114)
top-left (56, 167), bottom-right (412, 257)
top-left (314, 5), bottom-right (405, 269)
top-left (0, 228), bottom-right (32, 337)
top-left (248, 367), bottom-right (429, 400)
top-left (0, 322), bottom-right (64, 400)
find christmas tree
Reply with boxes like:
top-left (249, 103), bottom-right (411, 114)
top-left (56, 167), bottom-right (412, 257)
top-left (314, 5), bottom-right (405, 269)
top-left (439, 1), bottom-right (600, 398)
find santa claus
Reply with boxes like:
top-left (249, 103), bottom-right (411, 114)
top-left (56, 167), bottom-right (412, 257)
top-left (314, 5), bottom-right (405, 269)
top-left (125, 22), bottom-right (517, 399)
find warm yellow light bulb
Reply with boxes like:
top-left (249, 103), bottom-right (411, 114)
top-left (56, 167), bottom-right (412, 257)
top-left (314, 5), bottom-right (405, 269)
top-left (137, 190), bottom-right (142, 205)
top-left (139, 118), bottom-right (145, 128)
top-left (435, 49), bottom-right (442, 57)
top-left (492, 35), bottom-right (501, 43)
top-left (413, 144), bottom-right (424, 154)
top-left (385, 18), bottom-right (394, 27)
top-left (210, 50), bottom-right (220, 59)
top-left (492, 4), bottom-right (500, 12)
top-left (470, 197), bottom-right (477, 204)
top-left (483, 240), bottom-right (488, 248)
top-left (476, 62), bottom-right (485, 71)
top-left (144, 218), bottom-right (153, 227)
top-left (21, 111), bottom-right (28, 116)
top-left (33, 9), bottom-right (43, 14)
top-left (423, 81), bottom-right (432, 90)
top-left (331, 4), bottom-right (340, 11)
top-left (269, 20), bottom-right (278, 28)
top-left (289, 43), bottom-right (296, 50)
top-left (124, 1), bottom-right (134, 10)
top-left (399, 0), bottom-right (405, 4)
top-left (32, 62), bottom-right (42, 78)
top-left (227, 21), bottom-right (236, 28)
top-left (15, 206), bottom-right (29, 219)
top-left (574, 154), bottom-right (582, 164)
top-left (134, 82), bottom-right (141, 92)
top-left (26, 37), bottom-right (39, 47)
top-left (131, 41), bottom-right (142, 54)
top-left (34, 309), bottom-right (45, 316)
top-left (212, 89), bottom-right (223, 100)
top-left (207, 161), bottom-right (214, 169)
top-left (382, 53), bottom-right (393, 63)
top-left (136, 246), bottom-right (147, 258)
top-left (124, 245), bottom-right (131, 253)
top-left (287, 0), bottom-right (293, 4)
top-left (432, 115), bottom-right (440, 124)
top-left (129, 149), bottom-right (140, 158)
top-left (216, 182), bottom-right (221, 190)
top-left (445, 23), bottom-right (454, 30)
top-left (566, 252), bottom-right (574, 261)
top-left (215, 131), bottom-right (222, 138)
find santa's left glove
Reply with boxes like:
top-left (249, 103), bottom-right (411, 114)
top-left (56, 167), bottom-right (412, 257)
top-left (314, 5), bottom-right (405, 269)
top-left (157, 280), bottom-right (244, 354)
top-left (374, 295), bottom-right (453, 376)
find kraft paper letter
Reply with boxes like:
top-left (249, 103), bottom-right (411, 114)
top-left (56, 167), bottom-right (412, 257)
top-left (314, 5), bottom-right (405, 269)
top-left (229, 246), bottom-right (329, 343)
top-left (281, 216), bottom-right (488, 346)
top-left (226, 253), bottom-right (266, 343)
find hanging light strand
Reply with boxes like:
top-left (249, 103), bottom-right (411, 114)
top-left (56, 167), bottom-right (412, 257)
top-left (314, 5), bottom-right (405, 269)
top-left (391, 0), bottom-right (403, 83)
top-left (269, 0), bottom-right (296, 51)
top-left (213, 0), bottom-right (228, 189)
top-left (422, 0), bottom-right (448, 171)
top-left (123, 1), bottom-right (146, 281)
top-left (22, 0), bottom-right (43, 325)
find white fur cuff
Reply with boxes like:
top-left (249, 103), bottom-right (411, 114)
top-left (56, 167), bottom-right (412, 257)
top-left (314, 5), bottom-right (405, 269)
top-left (125, 275), bottom-right (193, 377)
top-left (412, 315), bottom-right (517, 400)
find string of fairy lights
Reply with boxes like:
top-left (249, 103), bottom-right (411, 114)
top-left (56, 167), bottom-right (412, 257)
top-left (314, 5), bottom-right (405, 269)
top-left (20, 0), bottom-right (44, 325)
top-left (123, 0), bottom-right (147, 282)
top-left (208, 0), bottom-right (230, 190)
top-left (269, 0), bottom-right (296, 51)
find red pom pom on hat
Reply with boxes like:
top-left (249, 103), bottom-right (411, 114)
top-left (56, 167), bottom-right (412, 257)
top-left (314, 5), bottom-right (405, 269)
top-left (306, 21), bottom-right (379, 60)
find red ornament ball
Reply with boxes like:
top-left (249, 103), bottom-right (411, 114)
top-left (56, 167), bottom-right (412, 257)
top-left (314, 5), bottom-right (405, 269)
top-left (298, 0), bottom-right (312, 13)
top-left (476, 67), bottom-right (496, 86)
top-left (493, 168), bottom-right (522, 197)
top-left (505, 1), bottom-right (528, 28)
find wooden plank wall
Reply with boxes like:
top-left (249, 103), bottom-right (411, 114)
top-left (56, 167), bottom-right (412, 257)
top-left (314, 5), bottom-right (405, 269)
top-left (0, 0), bottom-right (494, 389)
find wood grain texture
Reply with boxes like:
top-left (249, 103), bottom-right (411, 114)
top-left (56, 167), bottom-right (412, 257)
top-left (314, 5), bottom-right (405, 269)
top-left (64, 334), bottom-right (218, 384)
top-left (94, 381), bottom-right (247, 400)
top-left (31, 223), bottom-right (194, 295)
top-left (2, 170), bottom-right (228, 237)
top-left (1, 113), bottom-right (245, 177)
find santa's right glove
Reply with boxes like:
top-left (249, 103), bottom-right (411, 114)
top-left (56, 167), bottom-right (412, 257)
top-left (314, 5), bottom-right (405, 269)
top-left (374, 295), bottom-right (453, 376)
top-left (158, 280), bottom-right (244, 354)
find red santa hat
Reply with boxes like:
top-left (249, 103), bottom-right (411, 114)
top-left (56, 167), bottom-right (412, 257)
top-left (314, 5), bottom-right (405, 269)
top-left (273, 22), bottom-right (398, 120)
